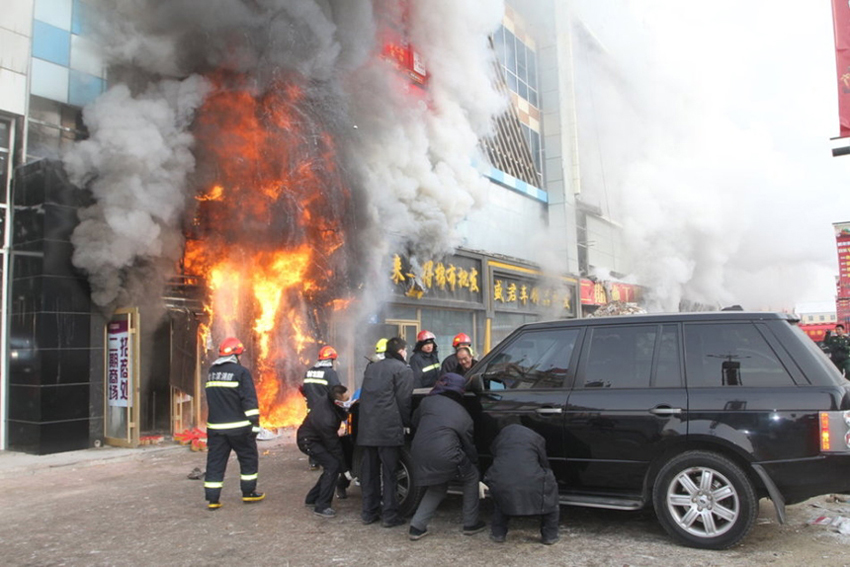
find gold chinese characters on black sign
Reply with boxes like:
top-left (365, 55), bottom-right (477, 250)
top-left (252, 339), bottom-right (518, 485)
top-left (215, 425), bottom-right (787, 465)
top-left (391, 254), bottom-right (483, 302)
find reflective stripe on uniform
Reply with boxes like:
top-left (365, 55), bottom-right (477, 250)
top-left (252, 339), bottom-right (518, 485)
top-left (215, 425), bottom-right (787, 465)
top-left (204, 481), bottom-right (224, 488)
top-left (252, 426), bottom-right (261, 433)
top-left (244, 408), bottom-right (260, 417)
top-left (422, 363), bottom-right (440, 373)
top-left (207, 420), bottom-right (252, 429)
top-left (303, 378), bottom-right (328, 385)
top-left (241, 473), bottom-right (258, 481)
top-left (206, 381), bottom-right (239, 388)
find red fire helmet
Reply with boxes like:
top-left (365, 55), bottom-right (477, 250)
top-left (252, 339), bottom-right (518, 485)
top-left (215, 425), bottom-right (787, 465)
top-left (219, 337), bottom-right (245, 356)
top-left (417, 330), bottom-right (436, 342)
top-left (452, 333), bottom-right (472, 348)
top-left (318, 345), bottom-right (338, 360)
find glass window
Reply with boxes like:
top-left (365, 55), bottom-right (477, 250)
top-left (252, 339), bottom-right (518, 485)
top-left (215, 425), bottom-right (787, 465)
top-left (684, 323), bottom-right (796, 387)
top-left (527, 50), bottom-right (538, 91)
top-left (0, 152), bottom-right (7, 206)
top-left (581, 325), bottom-right (657, 388)
top-left (528, 88), bottom-right (538, 108)
top-left (517, 81), bottom-right (528, 101)
top-left (480, 328), bottom-right (579, 390)
top-left (420, 307), bottom-right (476, 360)
top-left (516, 42), bottom-right (527, 83)
top-left (505, 29), bottom-right (517, 73)
top-left (493, 26), bottom-right (506, 66)
top-left (506, 71), bottom-right (518, 93)
top-left (654, 324), bottom-right (682, 387)
top-left (0, 121), bottom-right (9, 149)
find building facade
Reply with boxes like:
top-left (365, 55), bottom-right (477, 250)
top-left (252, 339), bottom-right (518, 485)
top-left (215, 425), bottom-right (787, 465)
top-left (0, 0), bottom-right (640, 453)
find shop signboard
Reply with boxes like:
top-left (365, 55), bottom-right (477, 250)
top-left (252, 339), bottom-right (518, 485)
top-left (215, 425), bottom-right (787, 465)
top-left (390, 253), bottom-right (483, 304)
top-left (107, 320), bottom-right (132, 407)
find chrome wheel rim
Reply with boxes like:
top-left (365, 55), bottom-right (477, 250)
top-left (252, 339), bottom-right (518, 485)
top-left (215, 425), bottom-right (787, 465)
top-left (666, 466), bottom-right (739, 538)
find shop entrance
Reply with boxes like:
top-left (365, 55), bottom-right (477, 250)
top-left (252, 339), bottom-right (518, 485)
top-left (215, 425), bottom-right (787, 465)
top-left (384, 319), bottom-right (419, 347)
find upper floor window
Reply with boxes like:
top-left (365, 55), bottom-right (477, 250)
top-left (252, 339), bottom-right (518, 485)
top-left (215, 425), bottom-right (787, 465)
top-left (493, 25), bottom-right (539, 107)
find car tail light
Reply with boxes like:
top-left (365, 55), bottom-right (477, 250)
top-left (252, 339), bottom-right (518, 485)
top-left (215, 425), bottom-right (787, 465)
top-left (820, 411), bottom-right (850, 453)
top-left (821, 412), bottom-right (831, 452)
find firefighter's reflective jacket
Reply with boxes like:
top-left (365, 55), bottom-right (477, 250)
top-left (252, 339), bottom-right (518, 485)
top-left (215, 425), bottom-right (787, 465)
top-left (205, 355), bottom-right (260, 434)
top-left (301, 359), bottom-right (341, 410)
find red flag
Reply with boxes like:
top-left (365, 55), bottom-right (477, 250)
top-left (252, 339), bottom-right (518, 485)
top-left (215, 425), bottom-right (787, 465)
top-left (832, 0), bottom-right (850, 137)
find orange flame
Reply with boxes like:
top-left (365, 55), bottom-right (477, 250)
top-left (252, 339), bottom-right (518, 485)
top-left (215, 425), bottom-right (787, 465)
top-left (184, 72), bottom-right (353, 429)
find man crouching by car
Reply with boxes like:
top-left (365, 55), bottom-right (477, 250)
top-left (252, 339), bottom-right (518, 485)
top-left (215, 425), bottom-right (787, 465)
top-left (408, 373), bottom-right (486, 540)
top-left (297, 384), bottom-right (352, 518)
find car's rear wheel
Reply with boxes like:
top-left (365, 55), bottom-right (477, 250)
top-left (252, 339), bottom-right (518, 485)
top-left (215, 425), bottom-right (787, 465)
top-left (653, 451), bottom-right (757, 550)
top-left (397, 447), bottom-right (425, 517)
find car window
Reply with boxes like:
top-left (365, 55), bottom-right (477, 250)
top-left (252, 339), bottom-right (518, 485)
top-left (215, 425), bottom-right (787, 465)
top-left (481, 328), bottom-right (579, 390)
top-left (654, 324), bottom-right (683, 387)
top-left (684, 322), bottom-right (795, 387)
top-left (580, 325), bottom-right (657, 388)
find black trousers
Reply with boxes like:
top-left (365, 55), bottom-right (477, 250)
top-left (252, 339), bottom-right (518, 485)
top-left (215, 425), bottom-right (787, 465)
top-left (490, 501), bottom-right (559, 541)
top-left (303, 441), bottom-right (342, 511)
top-left (360, 445), bottom-right (400, 523)
top-left (204, 430), bottom-right (258, 502)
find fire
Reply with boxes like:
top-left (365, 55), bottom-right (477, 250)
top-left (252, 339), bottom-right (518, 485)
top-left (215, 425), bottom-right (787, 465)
top-left (184, 72), bottom-right (354, 429)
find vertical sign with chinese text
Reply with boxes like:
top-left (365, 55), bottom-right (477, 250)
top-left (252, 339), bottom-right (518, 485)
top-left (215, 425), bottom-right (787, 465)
top-left (107, 320), bottom-right (132, 407)
top-left (835, 222), bottom-right (850, 325)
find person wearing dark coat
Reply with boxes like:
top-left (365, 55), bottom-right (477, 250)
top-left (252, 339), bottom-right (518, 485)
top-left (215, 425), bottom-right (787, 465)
top-left (439, 332), bottom-right (473, 376)
top-left (409, 330), bottom-right (441, 389)
top-left (296, 385), bottom-right (352, 518)
top-left (483, 424), bottom-right (560, 545)
top-left (408, 373), bottom-right (486, 540)
top-left (356, 337), bottom-right (414, 527)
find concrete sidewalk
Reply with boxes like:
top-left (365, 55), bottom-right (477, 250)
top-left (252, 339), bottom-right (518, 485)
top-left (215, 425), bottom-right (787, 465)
top-left (0, 428), bottom-right (297, 478)
top-left (0, 442), bottom-right (186, 478)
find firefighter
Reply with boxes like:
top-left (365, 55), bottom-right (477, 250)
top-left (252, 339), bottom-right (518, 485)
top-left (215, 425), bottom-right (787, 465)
top-left (409, 330), bottom-right (441, 389)
top-left (440, 333), bottom-right (473, 376)
top-left (203, 337), bottom-right (264, 510)
top-left (301, 345), bottom-right (342, 471)
top-left (302, 346), bottom-right (342, 410)
top-left (297, 384), bottom-right (353, 517)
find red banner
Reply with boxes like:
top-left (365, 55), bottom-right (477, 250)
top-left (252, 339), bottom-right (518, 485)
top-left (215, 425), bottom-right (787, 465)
top-left (833, 0), bottom-right (850, 137)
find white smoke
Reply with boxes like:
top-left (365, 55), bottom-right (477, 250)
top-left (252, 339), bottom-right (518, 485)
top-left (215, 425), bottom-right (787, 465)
top-left (570, 1), bottom-right (850, 312)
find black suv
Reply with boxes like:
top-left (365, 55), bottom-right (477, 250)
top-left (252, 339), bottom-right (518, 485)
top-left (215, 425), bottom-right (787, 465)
top-left (349, 312), bottom-right (850, 549)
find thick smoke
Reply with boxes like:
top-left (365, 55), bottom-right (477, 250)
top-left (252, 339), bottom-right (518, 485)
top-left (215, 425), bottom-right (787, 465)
top-left (66, 0), bottom-right (505, 314)
top-left (63, 76), bottom-right (210, 306)
top-left (569, 1), bottom-right (850, 312)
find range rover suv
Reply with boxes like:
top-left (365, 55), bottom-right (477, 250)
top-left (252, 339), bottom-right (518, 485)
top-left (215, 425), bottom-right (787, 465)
top-left (348, 312), bottom-right (850, 549)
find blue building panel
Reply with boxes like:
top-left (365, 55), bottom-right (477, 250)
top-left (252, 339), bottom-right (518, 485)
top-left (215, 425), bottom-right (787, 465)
top-left (32, 21), bottom-right (71, 67)
top-left (69, 69), bottom-right (105, 107)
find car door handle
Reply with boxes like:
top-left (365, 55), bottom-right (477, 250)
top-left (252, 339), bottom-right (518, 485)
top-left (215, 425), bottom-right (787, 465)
top-left (649, 406), bottom-right (683, 416)
top-left (535, 407), bottom-right (563, 415)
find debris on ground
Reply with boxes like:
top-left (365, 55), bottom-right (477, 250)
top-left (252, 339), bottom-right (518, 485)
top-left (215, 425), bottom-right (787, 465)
top-left (174, 428), bottom-right (207, 452)
top-left (257, 428), bottom-right (281, 441)
top-left (187, 467), bottom-right (204, 480)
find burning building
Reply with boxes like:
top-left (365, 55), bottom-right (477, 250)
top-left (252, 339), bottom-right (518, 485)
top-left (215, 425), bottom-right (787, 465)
top-left (0, 0), bottom-right (618, 453)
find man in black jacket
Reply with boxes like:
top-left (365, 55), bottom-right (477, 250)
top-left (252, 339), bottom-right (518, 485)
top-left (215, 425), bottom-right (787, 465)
top-left (297, 385), bottom-right (352, 518)
top-left (483, 424), bottom-right (560, 545)
top-left (203, 337), bottom-right (264, 510)
top-left (357, 337), bottom-right (414, 527)
top-left (408, 373), bottom-right (485, 540)
top-left (409, 330), bottom-right (441, 388)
